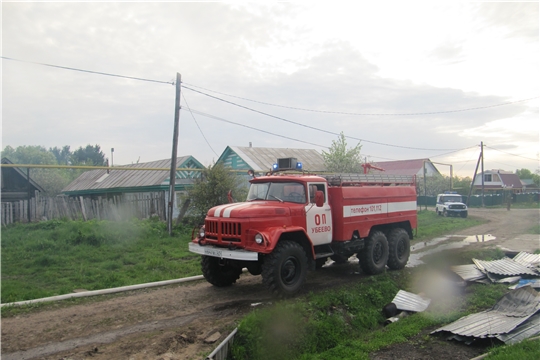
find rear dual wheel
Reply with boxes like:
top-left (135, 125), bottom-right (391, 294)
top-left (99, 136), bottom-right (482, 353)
top-left (387, 228), bottom-right (410, 270)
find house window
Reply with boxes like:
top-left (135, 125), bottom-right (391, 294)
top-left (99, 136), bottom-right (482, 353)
top-left (484, 174), bottom-right (492, 182)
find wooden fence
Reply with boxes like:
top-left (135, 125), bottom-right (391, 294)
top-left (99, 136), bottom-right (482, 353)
top-left (1, 192), bottom-right (167, 225)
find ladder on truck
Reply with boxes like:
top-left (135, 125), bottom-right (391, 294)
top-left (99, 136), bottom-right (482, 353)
top-left (321, 173), bottom-right (416, 187)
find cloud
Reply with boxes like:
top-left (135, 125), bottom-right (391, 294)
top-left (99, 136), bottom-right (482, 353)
top-left (477, 2), bottom-right (539, 40)
top-left (2, 2), bottom-right (538, 175)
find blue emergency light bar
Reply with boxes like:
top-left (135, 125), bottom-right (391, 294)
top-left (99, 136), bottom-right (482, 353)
top-left (272, 158), bottom-right (303, 172)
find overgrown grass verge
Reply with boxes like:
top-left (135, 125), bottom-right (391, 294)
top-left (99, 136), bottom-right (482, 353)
top-left (415, 210), bottom-right (485, 242)
top-left (230, 263), bottom-right (511, 360)
top-left (1, 218), bottom-right (198, 304)
top-left (485, 338), bottom-right (540, 359)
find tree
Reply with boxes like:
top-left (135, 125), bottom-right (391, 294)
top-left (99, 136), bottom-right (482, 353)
top-left (185, 162), bottom-right (248, 224)
top-left (416, 175), bottom-right (472, 197)
top-left (322, 132), bottom-right (362, 173)
top-left (1, 144), bottom-right (101, 196)
top-left (50, 145), bottom-right (72, 165)
top-left (516, 168), bottom-right (540, 187)
top-left (72, 144), bottom-right (107, 166)
top-left (1, 145), bottom-right (57, 165)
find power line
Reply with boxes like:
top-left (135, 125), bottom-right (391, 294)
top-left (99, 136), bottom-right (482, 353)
top-left (429, 146), bottom-right (479, 159)
top-left (484, 145), bottom-right (538, 162)
top-left (182, 82), bottom-right (539, 116)
top-left (181, 94), bottom-right (219, 157)
top-left (189, 109), bottom-right (329, 148)
top-left (188, 108), bottom-right (476, 163)
top-left (183, 85), bottom-right (466, 151)
top-left (1, 56), bottom-right (174, 85)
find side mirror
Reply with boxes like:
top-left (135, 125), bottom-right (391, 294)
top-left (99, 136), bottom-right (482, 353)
top-left (315, 191), bottom-right (324, 207)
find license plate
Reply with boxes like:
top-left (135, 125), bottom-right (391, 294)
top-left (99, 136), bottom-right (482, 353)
top-left (204, 248), bottom-right (223, 257)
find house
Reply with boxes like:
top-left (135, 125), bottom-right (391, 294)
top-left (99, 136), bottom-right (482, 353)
top-left (371, 158), bottom-right (441, 177)
top-left (216, 146), bottom-right (327, 173)
top-left (62, 156), bottom-right (205, 197)
top-left (520, 179), bottom-right (537, 190)
top-left (472, 170), bottom-right (525, 193)
top-left (1, 157), bottom-right (45, 202)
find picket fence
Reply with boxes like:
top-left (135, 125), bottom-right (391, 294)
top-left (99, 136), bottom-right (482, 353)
top-left (1, 192), bottom-right (167, 225)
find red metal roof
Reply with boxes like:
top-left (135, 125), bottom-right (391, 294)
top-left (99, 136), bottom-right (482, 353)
top-left (499, 173), bottom-right (524, 188)
top-left (373, 159), bottom-right (437, 176)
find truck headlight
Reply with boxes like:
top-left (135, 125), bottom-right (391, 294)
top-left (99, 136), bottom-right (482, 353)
top-left (199, 226), bottom-right (205, 238)
top-left (255, 233), bottom-right (263, 244)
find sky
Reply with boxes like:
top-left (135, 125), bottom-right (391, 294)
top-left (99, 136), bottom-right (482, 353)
top-left (2, 1), bottom-right (539, 177)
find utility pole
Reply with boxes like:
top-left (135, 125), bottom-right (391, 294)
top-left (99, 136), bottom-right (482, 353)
top-left (480, 141), bottom-right (485, 207)
top-left (168, 73), bottom-right (181, 236)
top-left (466, 146), bottom-right (482, 207)
top-left (423, 161), bottom-right (427, 210)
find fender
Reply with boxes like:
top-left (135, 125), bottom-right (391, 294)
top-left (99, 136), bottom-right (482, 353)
top-left (247, 225), bottom-right (316, 258)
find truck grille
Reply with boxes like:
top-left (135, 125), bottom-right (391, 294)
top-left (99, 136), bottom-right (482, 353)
top-left (205, 220), bottom-right (242, 242)
top-left (449, 204), bottom-right (466, 209)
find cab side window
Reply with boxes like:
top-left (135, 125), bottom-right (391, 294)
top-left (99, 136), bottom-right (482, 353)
top-left (309, 184), bottom-right (326, 203)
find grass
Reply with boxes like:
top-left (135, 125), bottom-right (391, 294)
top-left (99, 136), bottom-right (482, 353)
top-left (485, 338), bottom-right (540, 359)
top-left (1, 210), bottom-right (483, 306)
top-left (229, 263), bottom-right (512, 360)
top-left (415, 210), bottom-right (485, 242)
top-left (2, 207), bottom-right (535, 358)
top-left (1, 218), bottom-right (200, 304)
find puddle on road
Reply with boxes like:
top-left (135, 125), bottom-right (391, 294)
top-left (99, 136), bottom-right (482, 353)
top-left (462, 234), bottom-right (496, 243)
top-left (407, 234), bottom-right (496, 267)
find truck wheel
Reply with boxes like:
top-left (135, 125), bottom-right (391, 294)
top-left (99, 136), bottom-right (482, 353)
top-left (443, 209), bottom-right (448, 217)
top-left (262, 241), bottom-right (308, 297)
top-left (387, 228), bottom-right (410, 270)
top-left (201, 256), bottom-right (242, 287)
top-left (359, 231), bottom-right (389, 275)
top-left (331, 254), bottom-right (349, 264)
top-left (460, 212), bottom-right (468, 218)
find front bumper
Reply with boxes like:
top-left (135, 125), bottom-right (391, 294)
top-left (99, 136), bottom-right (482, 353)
top-left (189, 242), bottom-right (259, 261)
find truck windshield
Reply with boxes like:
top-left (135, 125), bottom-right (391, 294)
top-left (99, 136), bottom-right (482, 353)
top-left (442, 196), bottom-right (463, 203)
top-left (247, 182), bottom-right (306, 204)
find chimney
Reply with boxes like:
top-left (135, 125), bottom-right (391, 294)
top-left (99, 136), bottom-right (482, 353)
top-left (249, 142), bottom-right (252, 148)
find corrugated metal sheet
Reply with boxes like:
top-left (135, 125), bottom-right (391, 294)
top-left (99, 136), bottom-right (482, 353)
top-left (451, 264), bottom-right (487, 282)
top-left (62, 156), bottom-right (201, 193)
top-left (230, 146), bottom-right (326, 172)
top-left (392, 290), bottom-right (431, 312)
top-left (433, 286), bottom-right (540, 339)
top-left (473, 257), bottom-right (538, 276)
top-left (496, 313), bottom-right (540, 344)
top-left (513, 252), bottom-right (540, 269)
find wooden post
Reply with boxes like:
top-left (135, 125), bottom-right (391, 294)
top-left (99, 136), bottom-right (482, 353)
top-left (79, 196), bottom-right (87, 221)
top-left (467, 149), bottom-right (482, 207)
top-left (480, 141), bottom-right (485, 207)
top-left (168, 72), bottom-right (181, 235)
top-left (27, 168), bottom-right (31, 222)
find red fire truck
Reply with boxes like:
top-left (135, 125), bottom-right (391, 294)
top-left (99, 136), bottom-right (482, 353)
top-left (189, 158), bottom-right (417, 297)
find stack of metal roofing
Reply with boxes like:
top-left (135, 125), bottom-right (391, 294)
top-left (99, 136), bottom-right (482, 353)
top-left (450, 251), bottom-right (540, 288)
top-left (432, 286), bottom-right (540, 344)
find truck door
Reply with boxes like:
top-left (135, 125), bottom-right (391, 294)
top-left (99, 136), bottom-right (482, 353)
top-left (305, 183), bottom-right (332, 245)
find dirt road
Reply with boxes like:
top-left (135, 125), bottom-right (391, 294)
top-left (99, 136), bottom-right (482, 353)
top-left (2, 208), bottom-right (538, 360)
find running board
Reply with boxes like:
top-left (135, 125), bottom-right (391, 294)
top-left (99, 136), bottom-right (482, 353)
top-left (313, 244), bottom-right (334, 259)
